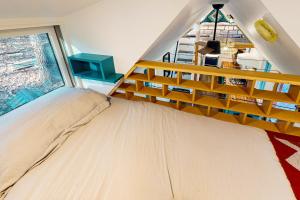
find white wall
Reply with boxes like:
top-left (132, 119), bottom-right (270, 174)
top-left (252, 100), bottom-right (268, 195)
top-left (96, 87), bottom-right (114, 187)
top-left (0, 0), bottom-right (102, 18)
top-left (61, 0), bottom-right (191, 74)
top-left (259, 0), bottom-right (300, 49)
top-left (0, 18), bottom-right (60, 31)
top-left (142, 0), bottom-right (211, 60)
top-left (225, 0), bottom-right (300, 75)
top-left (61, 0), bottom-right (300, 76)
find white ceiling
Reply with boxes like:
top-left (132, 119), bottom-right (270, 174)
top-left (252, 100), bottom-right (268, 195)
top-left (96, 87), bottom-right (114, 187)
top-left (1, 0), bottom-right (299, 74)
top-left (0, 0), bottom-right (102, 18)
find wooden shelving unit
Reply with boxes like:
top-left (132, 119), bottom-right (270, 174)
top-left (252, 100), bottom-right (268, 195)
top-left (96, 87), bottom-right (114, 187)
top-left (112, 60), bottom-right (300, 136)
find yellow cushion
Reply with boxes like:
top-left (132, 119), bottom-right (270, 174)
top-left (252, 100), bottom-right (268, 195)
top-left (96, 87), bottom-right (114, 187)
top-left (255, 19), bottom-right (278, 43)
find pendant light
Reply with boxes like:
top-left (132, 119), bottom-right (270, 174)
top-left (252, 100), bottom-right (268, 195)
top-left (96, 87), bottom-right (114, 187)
top-left (199, 4), bottom-right (224, 55)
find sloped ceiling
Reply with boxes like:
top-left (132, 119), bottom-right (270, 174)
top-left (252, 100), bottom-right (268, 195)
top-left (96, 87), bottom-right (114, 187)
top-left (0, 0), bottom-right (102, 18)
top-left (2, 0), bottom-right (298, 75)
top-left (143, 0), bottom-right (300, 75)
top-left (142, 0), bottom-right (211, 60)
top-left (259, 0), bottom-right (300, 51)
top-left (225, 0), bottom-right (300, 75)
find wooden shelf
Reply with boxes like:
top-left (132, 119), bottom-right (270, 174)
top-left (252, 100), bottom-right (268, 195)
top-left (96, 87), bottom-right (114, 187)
top-left (127, 73), bottom-right (148, 81)
top-left (113, 60), bottom-right (300, 136)
top-left (181, 105), bottom-right (205, 115)
top-left (181, 80), bottom-right (211, 91)
top-left (119, 83), bottom-right (136, 92)
top-left (229, 101), bottom-right (265, 116)
top-left (128, 73), bottom-right (177, 86)
top-left (246, 118), bottom-right (280, 132)
top-left (252, 89), bottom-right (294, 104)
top-left (135, 60), bottom-right (300, 86)
top-left (113, 92), bottom-right (148, 102)
top-left (270, 108), bottom-right (300, 123)
top-left (286, 126), bottom-right (300, 136)
top-left (166, 91), bottom-right (193, 103)
top-left (195, 96), bottom-right (226, 109)
top-left (151, 76), bottom-right (177, 85)
top-left (155, 100), bottom-right (176, 109)
top-left (128, 73), bottom-right (299, 104)
top-left (139, 86), bottom-right (162, 96)
top-left (214, 84), bottom-right (248, 96)
top-left (211, 112), bottom-right (240, 124)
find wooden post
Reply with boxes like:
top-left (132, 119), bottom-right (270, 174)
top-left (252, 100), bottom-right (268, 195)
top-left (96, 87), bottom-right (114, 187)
top-left (273, 83), bottom-right (279, 92)
top-left (194, 44), bottom-right (199, 65)
top-left (210, 76), bottom-right (218, 90)
top-left (261, 100), bottom-right (273, 115)
top-left (149, 96), bottom-right (156, 103)
top-left (226, 96), bottom-right (231, 108)
top-left (288, 85), bottom-right (300, 103)
top-left (206, 107), bottom-right (211, 116)
top-left (125, 91), bottom-right (133, 99)
top-left (147, 68), bottom-right (155, 81)
top-left (176, 100), bottom-right (181, 110)
top-left (239, 113), bottom-right (247, 124)
top-left (277, 120), bottom-right (292, 133)
top-left (177, 71), bottom-right (182, 85)
top-left (246, 80), bottom-right (256, 96)
top-left (135, 80), bottom-right (143, 91)
top-left (162, 84), bottom-right (169, 96)
top-left (192, 89), bottom-right (197, 102)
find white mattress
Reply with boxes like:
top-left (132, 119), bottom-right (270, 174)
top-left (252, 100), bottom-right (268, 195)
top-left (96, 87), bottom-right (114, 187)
top-left (5, 98), bottom-right (295, 200)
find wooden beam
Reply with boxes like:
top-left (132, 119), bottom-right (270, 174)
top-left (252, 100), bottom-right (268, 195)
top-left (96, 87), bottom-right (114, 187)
top-left (135, 60), bottom-right (300, 86)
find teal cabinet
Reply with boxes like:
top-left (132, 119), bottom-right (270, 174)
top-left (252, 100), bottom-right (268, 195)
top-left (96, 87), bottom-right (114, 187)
top-left (68, 53), bottom-right (123, 83)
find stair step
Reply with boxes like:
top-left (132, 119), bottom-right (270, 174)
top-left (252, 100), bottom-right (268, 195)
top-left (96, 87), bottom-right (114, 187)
top-left (183, 35), bottom-right (196, 38)
top-left (176, 58), bottom-right (193, 63)
top-left (178, 50), bottom-right (194, 54)
top-left (179, 43), bottom-right (194, 46)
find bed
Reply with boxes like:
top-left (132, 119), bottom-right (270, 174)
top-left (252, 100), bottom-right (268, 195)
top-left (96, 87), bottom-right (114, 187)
top-left (0, 88), bottom-right (297, 200)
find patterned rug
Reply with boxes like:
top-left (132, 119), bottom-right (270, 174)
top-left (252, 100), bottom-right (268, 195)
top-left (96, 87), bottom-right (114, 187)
top-left (267, 131), bottom-right (300, 200)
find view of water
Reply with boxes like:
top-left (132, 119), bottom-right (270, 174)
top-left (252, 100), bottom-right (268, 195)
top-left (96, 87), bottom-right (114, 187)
top-left (0, 33), bottom-right (64, 116)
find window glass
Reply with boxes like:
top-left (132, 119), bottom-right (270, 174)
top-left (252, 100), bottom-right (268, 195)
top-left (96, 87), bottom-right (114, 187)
top-left (0, 33), bottom-right (64, 116)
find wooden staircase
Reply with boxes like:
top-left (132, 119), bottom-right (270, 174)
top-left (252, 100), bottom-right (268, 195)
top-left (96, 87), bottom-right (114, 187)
top-left (111, 60), bottom-right (300, 136)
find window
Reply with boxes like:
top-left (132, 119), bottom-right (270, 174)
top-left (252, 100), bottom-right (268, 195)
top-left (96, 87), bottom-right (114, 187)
top-left (0, 30), bottom-right (67, 116)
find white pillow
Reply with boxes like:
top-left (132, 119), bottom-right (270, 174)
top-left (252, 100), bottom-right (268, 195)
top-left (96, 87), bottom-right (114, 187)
top-left (0, 87), bottom-right (110, 193)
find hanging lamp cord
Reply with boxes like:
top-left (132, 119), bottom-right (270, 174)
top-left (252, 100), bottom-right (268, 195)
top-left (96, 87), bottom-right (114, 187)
top-left (213, 8), bottom-right (219, 40)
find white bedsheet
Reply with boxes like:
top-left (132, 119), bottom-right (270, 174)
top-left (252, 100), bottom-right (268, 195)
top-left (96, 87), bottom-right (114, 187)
top-left (5, 99), bottom-right (296, 200)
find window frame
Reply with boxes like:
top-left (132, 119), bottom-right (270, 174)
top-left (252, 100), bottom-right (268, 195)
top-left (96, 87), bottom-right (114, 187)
top-left (0, 26), bottom-right (72, 87)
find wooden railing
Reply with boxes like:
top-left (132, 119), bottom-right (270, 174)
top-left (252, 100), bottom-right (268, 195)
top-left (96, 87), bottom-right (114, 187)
top-left (112, 60), bottom-right (300, 136)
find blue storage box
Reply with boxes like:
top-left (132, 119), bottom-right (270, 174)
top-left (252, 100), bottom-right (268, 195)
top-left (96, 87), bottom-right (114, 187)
top-left (68, 53), bottom-right (123, 83)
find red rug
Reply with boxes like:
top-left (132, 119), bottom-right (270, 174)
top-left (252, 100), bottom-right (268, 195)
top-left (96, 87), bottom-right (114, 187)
top-left (267, 131), bottom-right (300, 200)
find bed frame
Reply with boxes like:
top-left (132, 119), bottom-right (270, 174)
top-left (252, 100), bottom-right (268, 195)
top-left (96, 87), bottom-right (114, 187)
top-left (111, 60), bottom-right (300, 136)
